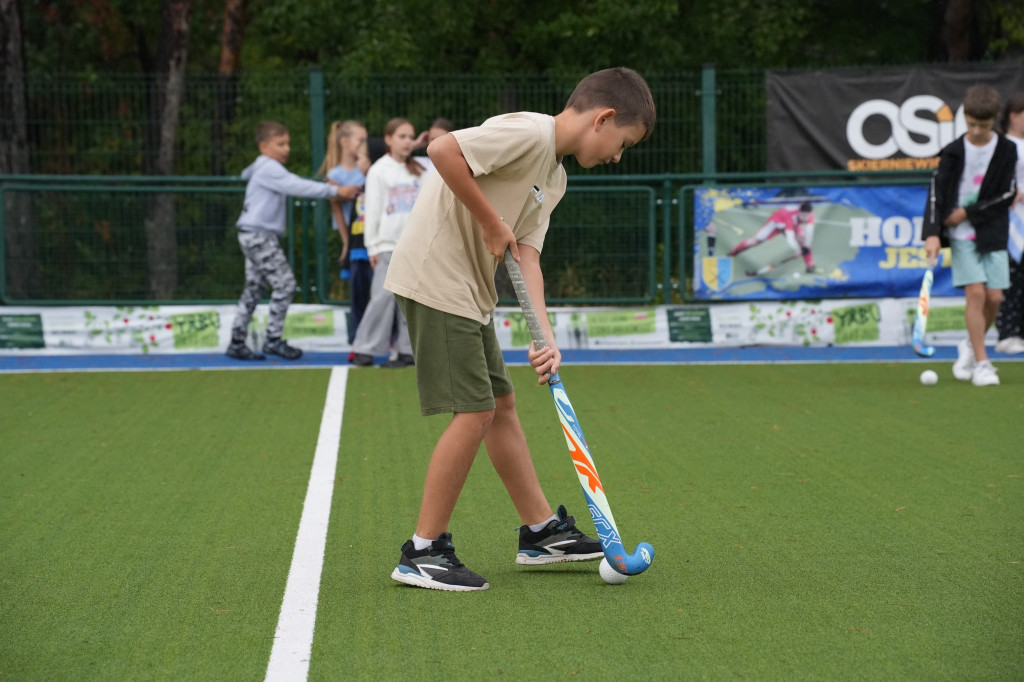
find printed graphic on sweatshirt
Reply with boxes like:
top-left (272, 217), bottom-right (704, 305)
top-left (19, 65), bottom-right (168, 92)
top-left (386, 184), bottom-right (420, 215)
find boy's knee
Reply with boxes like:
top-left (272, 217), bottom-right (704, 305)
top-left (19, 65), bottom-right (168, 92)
top-left (987, 289), bottom-right (1004, 306)
top-left (464, 409), bottom-right (496, 435)
top-left (964, 283), bottom-right (985, 302)
top-left (495, 392), bottom-right (516, 412)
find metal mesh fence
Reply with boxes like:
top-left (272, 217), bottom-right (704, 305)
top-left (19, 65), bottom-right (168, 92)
top-left (1, 179), bottom-right (663, 305)
top-left (716, 69), bottom-right (766, 172)
top-left (7, 67), bottom-right (778, 305)
top-left (26, 72), bottom-right (312, 176)
top-left (2, 180), bottom-right (245, 302)
top-left (25, 69), bottom-right (745, 177)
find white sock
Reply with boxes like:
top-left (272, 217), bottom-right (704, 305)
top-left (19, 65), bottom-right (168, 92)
top-left (412, 534), bottom-right (433, 551)
top-left (528, 515), bottom-right (557, 532)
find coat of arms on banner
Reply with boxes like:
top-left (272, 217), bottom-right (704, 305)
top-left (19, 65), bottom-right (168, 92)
top-left (701, 256), bottom-right (733, 291)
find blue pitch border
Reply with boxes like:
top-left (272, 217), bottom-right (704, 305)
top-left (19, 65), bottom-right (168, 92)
top-left (2, 345), bottom-right (1022, 373)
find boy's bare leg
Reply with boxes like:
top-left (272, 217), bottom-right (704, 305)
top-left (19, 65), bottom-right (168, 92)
top-left (483, 392), bottom-right (553, 526)
top-left (964, 283), bottom-right (997, 363)
top-left (981, 288), bottom-right (1004, 359)
top-left (415, 410), bottom-right (494, 540)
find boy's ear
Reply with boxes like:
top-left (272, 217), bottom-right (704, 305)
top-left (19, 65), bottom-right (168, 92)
top-left (593, 108), bottom-right (617, 131)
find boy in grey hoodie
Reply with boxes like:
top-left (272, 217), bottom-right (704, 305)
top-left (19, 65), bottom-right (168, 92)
top-left (227, 120), bottom-right (359, 360)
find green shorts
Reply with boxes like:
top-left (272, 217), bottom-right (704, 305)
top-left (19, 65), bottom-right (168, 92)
top-left (396, 295), bottom-right (514, 416)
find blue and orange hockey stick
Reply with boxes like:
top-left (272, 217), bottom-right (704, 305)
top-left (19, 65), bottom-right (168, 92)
top-left (504, 251), bottom-right (654, 576)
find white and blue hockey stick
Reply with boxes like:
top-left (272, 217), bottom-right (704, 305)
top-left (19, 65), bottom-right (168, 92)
top-left (911, 265), bottom-right (935, 358)
top-left (504, 250), bottom-right (654, 575)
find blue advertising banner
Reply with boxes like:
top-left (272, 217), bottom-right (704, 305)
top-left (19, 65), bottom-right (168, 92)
top-left (693, 185), bottom-right (958, 301)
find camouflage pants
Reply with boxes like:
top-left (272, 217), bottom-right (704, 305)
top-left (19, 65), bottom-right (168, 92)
top-left (230, 230), bottom-right (295, 342)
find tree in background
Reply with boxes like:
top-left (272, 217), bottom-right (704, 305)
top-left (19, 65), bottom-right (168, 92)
top-left (239, 0), bottom-right (1023, 76)
top-left (0, 0), bottom-right (40, 299)
top-left (212, 0), bottom-right (245, 177)
top-left (140, 0), bottom-right (191, 299)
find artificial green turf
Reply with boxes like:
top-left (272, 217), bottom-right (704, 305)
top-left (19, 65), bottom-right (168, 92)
top-left (314, 363), bottom-right (1023, 681)
top-left (0, 370), bottom-right (331, 680)
top-left (2, 364), bottom-right (1022, 681)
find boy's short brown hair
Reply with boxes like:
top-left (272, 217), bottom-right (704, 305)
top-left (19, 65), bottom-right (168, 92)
top-left (963, 85), bottom-right (1001, 121)
top-left (564, 67), bottom-right (656, 140)
top-left (255, 120), bottom-right (288, 144)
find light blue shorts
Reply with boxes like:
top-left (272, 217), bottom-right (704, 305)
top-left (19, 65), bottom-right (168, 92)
top-left (949, 239), bottom-right (1010, 289)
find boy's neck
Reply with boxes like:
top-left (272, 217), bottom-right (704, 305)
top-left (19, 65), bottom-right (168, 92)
top-left (966, 132), bottom-right (994, 147)
top-left (553, 108), bottom-right (586, 160)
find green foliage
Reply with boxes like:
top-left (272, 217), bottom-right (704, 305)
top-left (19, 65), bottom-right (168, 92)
top-left (22, 0), bottom-right (1023, 79)
top-left (987, 0), bottom-right (1024, 56)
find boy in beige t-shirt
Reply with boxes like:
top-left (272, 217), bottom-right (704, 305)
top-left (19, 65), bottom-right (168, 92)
top-left (385, 67), bottom-right (656, 591)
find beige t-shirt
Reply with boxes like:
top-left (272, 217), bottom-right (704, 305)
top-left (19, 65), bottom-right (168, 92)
top-left (384, 112), bottom-right (567, 325)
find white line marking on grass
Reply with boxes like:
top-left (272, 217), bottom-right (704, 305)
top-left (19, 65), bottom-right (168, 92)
top-left (265, 366), bottom-right (347, 682)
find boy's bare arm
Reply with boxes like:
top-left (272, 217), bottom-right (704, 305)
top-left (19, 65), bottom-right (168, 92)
top-left (943, 207), bottom-right (967, 226)
top-left (518, 245), bottom-right (561, 384)
top-left (427, 134), bottom-right (519, 261)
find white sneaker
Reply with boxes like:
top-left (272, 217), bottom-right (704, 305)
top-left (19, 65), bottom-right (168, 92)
top-left (971, 360), bottom-right (1000, 387)
top-left (952, 339), bottom-right (976, 381)
top-left (994, 336), bottom-right (1024, 354)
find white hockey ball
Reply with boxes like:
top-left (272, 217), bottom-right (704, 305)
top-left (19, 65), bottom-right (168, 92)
top-left (599, 558), bottom-right (628, 585)
top-left (920, 370), bottom-right (938, 386)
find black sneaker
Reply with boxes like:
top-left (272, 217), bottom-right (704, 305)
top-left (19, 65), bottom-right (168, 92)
top-left (350, 353), bottom-right (374, 366)
top-left (516, 505), bottom-right (603, 565)
top-left (263, 338), bottom-right (302, 360)
top-left (225, 342), bottom-right (265, 360)
top-left (382, 353), bottom-right (415, 369)
top-left (391, 533), bottom-right (489, 591)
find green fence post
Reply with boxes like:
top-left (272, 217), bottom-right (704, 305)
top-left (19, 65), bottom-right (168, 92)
top-left (302, 202), bottom-right (312, 303)
top-left (662, 177), bottom-right (674, 304)
top-left (0, 187), bottom-right (6, 303)
top-left (701, 64), bottom-right (717, 178)
top-left (309, 66), bottom-right (327, 305)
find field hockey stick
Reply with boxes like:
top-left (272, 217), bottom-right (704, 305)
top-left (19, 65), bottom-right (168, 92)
top-left (745, 252), bottom-right (801, 277)
top-left (503, 250), bottom-right (654, 576)
top-left (911, 265), bottom-right (936, 357)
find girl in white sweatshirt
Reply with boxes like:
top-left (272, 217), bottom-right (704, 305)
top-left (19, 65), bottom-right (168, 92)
top-left (351, 118), bottom-right (427, 367)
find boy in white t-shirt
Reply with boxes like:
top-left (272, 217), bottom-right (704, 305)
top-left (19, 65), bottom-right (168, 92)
top-left (384, 68), bottom-right (656, 591)
top-left (923, 85), bottom-right (1019, 386)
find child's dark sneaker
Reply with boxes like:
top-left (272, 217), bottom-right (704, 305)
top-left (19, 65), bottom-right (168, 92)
top-left (263, 338), bottom-right (303, 360)
top-left (225, 342), bottom-right (265, 360)
top-left (382, 353), bottom-right (415, 368)
top-left (391, 532), bottom-right (489, 591)
top-left (516, 505), bottom-right (603, 565)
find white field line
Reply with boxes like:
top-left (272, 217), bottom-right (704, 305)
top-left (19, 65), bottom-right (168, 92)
top-left (265, 366), bottom-right (348, 682)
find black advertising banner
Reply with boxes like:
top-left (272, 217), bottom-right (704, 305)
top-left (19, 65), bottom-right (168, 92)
top-left (767, 62), bottom-right (1024, 172)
